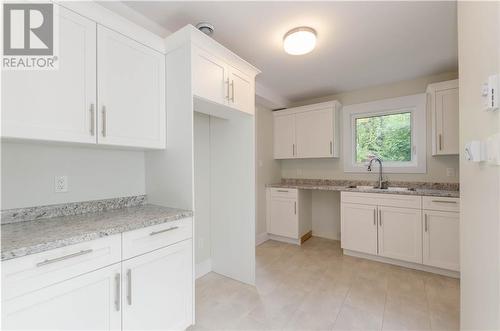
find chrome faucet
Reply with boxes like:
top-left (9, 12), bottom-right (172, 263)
top-left (367, 157), bottom-right (385, 189)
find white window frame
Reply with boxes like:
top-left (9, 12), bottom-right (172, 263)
top-left (343, 93), bottom-right (427, 173)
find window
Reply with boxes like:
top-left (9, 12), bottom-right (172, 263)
top-left (343, 94), bottom-right (426, 173)
top-left (355, 112), bottom-right (412, 163)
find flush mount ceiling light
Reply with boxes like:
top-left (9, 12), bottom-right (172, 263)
top-left (196, 22), bottom-right (214, 36)
top-left (283, 27), bottom-right (317, 55)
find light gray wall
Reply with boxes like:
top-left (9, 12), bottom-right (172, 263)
top-left (255, 104), bottom-right (281, 241)
top-left (1, 142), bottom-right (146, 209)
top-left (282, 71), bottom-right (460, 183)
top-left (458, 2), bottom-right (500, 329)
top-left (193, 112), bottom-right (211, 266)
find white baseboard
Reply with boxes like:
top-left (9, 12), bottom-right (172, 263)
top-left (343, 249), bottom-right (460, 278)
top-left (312, 232), bottom-right (340, 241)
top-left (195, 259), bottom-right (212, 279)
top-left (267, 233), bottom-right (301, 245)
top-left (255, 232), bottom-right (269, 246)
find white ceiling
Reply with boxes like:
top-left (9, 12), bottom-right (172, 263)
top-left (117, 1), bottom-right (458, 103)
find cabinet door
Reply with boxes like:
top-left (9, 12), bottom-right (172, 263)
top-left (228, 67), bottom-right (254, 114)
top-left (295, 108), bottom-right (334, 158)
top-left (340, 203), bottom-right (378, 255)
top-left (423, 210), bottom-right (459, 271)
top-left (97, 26), bottom-right (166, 149)
top-left (2, 264), bottom-right (121, 330)
top-left (2, 7), bottom-right (97, 144)
top-left (268, 197), bottom-right (298, 239)
top-left (192, 47), bottom-right (229, 106)
top-left (434, 87), bottom-right (459, 155)
top-left (274, 114), bottom-right (295, 159)
top-left (122, 239), bottom-right (193, 331)
top-left (378, 206), bottom-right (422, 263)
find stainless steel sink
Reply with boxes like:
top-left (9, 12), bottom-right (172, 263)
top-left (346, 185), bottom-right (416, 192)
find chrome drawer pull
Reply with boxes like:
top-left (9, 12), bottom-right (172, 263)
top-left (36, 249), bottom-right (93, 267)
top-left (276, 190), bottom-right (289, 193)
top-left (150, 226), bottom-right (179, 236)
top-left (431, 200), bottom-right (457, 204)
top-left (127, 269), bottom-right (132, 305)
top-left (114, 273), bottom-right (121, 311)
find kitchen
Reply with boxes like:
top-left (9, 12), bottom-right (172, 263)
top-left (1, 1), bottom-right (499, 331)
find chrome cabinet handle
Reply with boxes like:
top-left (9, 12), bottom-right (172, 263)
top-left (225, 78), bottom-right (230, 100)
top-left (424, 214), bottom-right (428, 232)
top-left (294, 201), bottom-right (297, 215)
top-left (101, 106), bottom-right (107, 137)
top-left (277, 190), bottom-right (289, 193)
top-left (373, 208), bottom-right (376, 226)
top-left (379, 210), bottom-right (382, 226)
top-left (431, 200), bottom-right (457, 204)
top-left (292, 144), bottom-right (295, 156)
top-left (330, 141), bottom-right (333, 155)
top-left (231, 80), bottom-right (235, 102)
top-left (150, 226), bottom-right (179, 236)
top-left (89, 104), bottom-right (95, 136)
top-left (36, 249), bottom-right (93, 267)
top-left (438, 134), bottom-right (442, 151)
top-left (127, 269), bottom-right (132, 305)
top-left (114, 273), bottom-right (121, 311)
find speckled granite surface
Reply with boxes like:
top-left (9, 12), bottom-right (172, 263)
top-left (268, 178), bottom-right (460, 198)
top-left (1, 195), bottom-right (147, 224)
top-left (1, 204), bottom-right (193, 261)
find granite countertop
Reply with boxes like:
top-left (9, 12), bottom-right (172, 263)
top-left (267, 179), bottom-right (460, 198)
top-left (1, 204), bottom-right (193, 261)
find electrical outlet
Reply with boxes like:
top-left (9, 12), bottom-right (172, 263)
top-left (446, 168), bottom-right (456, 177)
top-left (54, 175), bottom-right (68, 193)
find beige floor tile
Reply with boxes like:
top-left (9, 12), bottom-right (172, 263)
top-left (194, 238), bottom-right (460, 331)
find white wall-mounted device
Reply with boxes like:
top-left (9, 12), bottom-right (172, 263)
top-left (465, 141), bottom-right (485, 162)
top-left (482, 74), bottom-right (499, 111)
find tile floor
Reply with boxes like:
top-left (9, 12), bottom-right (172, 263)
top-left (190, 237), bottom-right (459, 331)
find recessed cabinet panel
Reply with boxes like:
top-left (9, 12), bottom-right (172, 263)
top-left (378, 206), bottom-right (422, 263)
top-left (423, 211), bottom-right (460, 271)
top-left (229, 67), bottom-right (254, 114)
top-left (2, 264), bottom-right (121, 331)
top-left (192, 47), bottom-right (229, 106)
top-left (273, 114), bottom-right (295, 159)
top-left (1, 7), bottom-right (97, 144)
top-left (122, 239), bottom-right (193, 331)
top-left (295, 108), bottom-right (334, 158)
top-left (97, 26), bottom-right (166, 149)
top-left (268, 198), bottom-right (298, 238)
top-left (341, 203), bottom-right (378, 255)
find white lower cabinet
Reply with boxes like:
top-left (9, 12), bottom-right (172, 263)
top-left (340, 203), bottom-right (378, 255)
top-left (378, 206), bottom-right (422, 263)
top-left (2, 264), bottom-right (121, 330)
top-left (1, 219), bottom-right (194, 331)
top-left (341, 192), bottom-right (460, 273)
top-left (122, 239), bottom-right (193, 331)
top-left (423, 210), bottom-right (460, 271)
top-left (266, 188), bottom-right (311, 243)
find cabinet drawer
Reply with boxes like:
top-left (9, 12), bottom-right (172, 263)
top-left (2, 235), bottom-right (121, 301)
top-left (423, 196), bottom-right (460, 212)
top-left (269, 187), bottom-right (298, 199)
top-left (122, 217), bottom-right (193, 260)
top-left (341, 192), bottom-right (421, 209)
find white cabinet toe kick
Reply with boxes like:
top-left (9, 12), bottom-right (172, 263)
top-left (341, 192), bottom-right (460, 278)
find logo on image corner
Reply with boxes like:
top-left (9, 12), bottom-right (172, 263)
top-left (2, 3), bottom-right (59, 70)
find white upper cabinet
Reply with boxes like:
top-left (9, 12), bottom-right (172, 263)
top-left (273, 101), bottom-right (341, 159)
top-left (179, 26), bottom-right (259, 115)
top-left (427, 79), bottom-right (459, 155)
top-left (273, 114), bottom-right (295, 159)
top-left (97, 26), bottom-right (166, 149)
top-left (228, 66), bottom-right (254, 114)
top-left (2, 4), bottom-right (166, 150)
top-left (192, 47), bottom-right (229, 106)
top-left (2, 7), bottom-right (97, 144)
